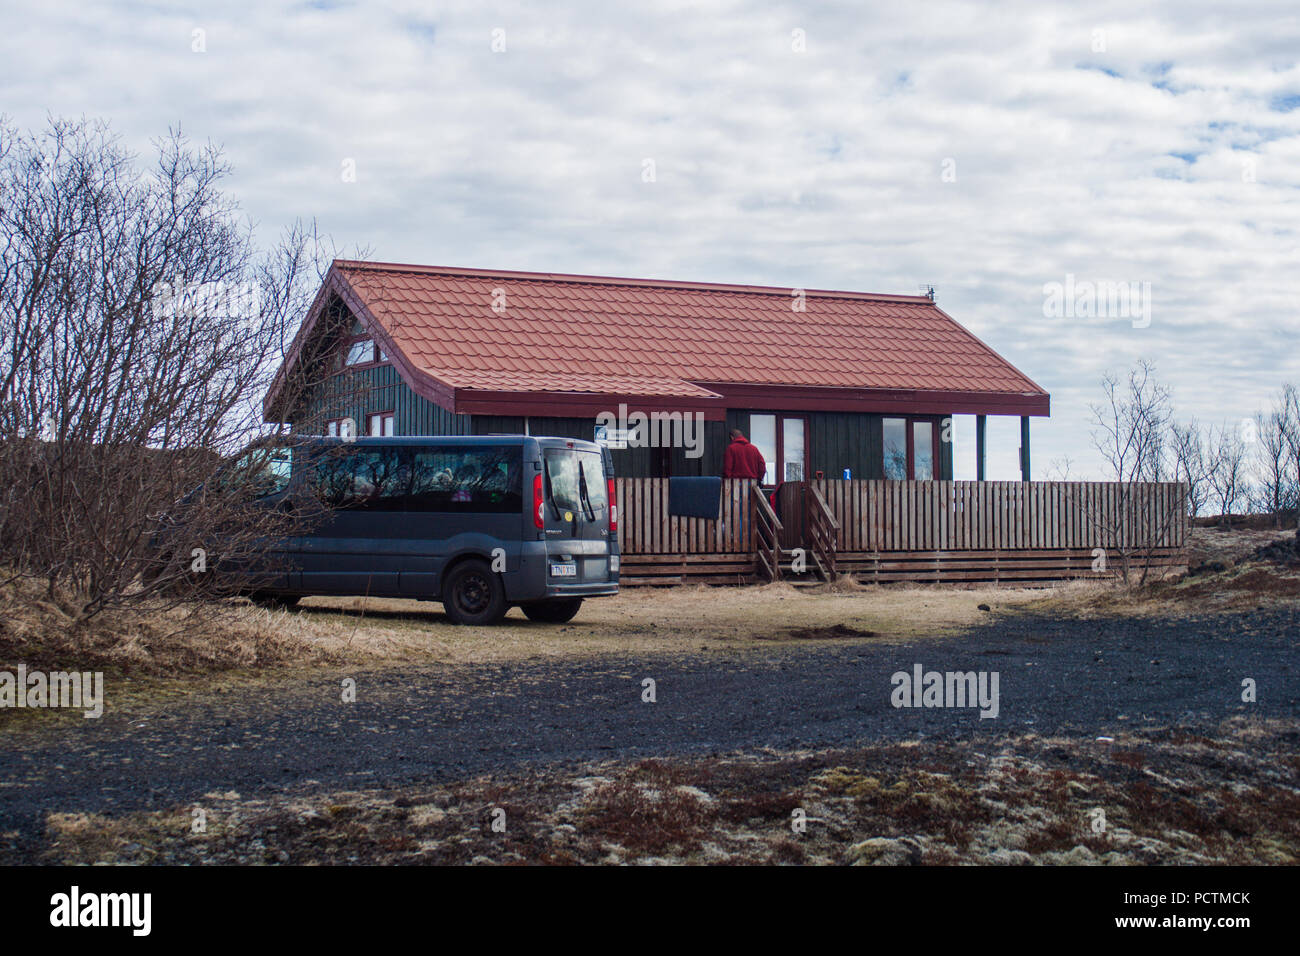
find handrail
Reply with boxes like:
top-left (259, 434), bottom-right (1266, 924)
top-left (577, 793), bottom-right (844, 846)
top-left (750, 481), bottom-right (783, 582)
top-left (806, 484), bottom-right (838, 581)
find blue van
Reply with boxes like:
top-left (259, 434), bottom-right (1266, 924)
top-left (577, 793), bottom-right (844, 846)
top-left (206, 435), bottom-right (620, 625)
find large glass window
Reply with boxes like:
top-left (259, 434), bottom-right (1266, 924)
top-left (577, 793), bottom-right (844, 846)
top-left (883, 418), bottom-right (908, 480)
top-left (882, 417), bottom-right (941, 480)
top-left (409, 445), bottom-right (522, 513)
top-left (913, 421), bottom-right (934, 480)
top-left (782, 418), bottom-right (805, 481)
top-left (747, 413), bottom-right (806, 485)
top-left (749, 414), bottom-right (777, 485)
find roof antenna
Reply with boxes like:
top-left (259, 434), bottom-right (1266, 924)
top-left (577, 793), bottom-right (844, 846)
top-left (918, 284), bottom-right (935, 300)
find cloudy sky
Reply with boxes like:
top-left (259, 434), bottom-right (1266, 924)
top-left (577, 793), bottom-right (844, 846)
top-left (4, 1), bottom-right (1297, 478)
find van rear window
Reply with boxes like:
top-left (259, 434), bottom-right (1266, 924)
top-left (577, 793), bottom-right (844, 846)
top-left (544, 449), bottom-right (607, 518)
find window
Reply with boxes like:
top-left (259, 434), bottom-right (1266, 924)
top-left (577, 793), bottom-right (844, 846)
top-left (782, 417), bottom-right (806, 482)
top-left (913, 420), bottom-right (934, 481)
top-left (341, 337), bottom-right (388, 369)
top-left (750, 415), bottom-right (776, 484)
top-left (325, 418), bottom-right (356, 440)
top-left (543, 449), bottom-right (607, 519)
top-left (408, 445), bottom-right (523, 513)
top-left (882, 416), bottom-right (941, 480)
top-left (883, 418), bottom-right (908, 480)
top-left (748, 414), bottom-right (807, 485)
top-left (223, 444), bottom-right (294, 497)
top-left (313, 447), bottom-right (408, 510)
top-left (367, 411), bottom-right (395, 437)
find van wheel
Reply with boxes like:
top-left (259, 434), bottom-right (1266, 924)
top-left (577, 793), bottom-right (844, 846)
top-left (521, 598), bottom-right (584, 624)
top-left (443, 560), bottom-right (507, 626)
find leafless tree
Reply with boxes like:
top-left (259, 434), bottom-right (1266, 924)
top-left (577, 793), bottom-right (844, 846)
top-left (1282, 383), bottom-right (1300, 549)
top-left (1169, 418), bottom-right (1209, 520)
top-left (0, 116), bottom-right (335, 618)
top-left (1087, 361), bottom-right (1182, 586)
top-left (1206, 421), bottom-right (1248, 527)
top-left (1044, 455), bottom-right (1074, 481)
top-left (1090, 361), bottom-right (1172, 484)
top-left (1253, 397), bottom-right (1292, 529)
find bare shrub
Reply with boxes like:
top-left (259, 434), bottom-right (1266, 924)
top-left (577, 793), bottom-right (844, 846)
top-left (0, 116), bottom-right (337, 620)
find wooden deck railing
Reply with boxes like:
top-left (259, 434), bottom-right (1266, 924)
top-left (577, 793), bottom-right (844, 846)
top-left (612, 477), bottom-right (1189, 584)
top-left (614, 478), bottom-right (753, 555)
top-left (809, 479), bottom-right (1188, 552)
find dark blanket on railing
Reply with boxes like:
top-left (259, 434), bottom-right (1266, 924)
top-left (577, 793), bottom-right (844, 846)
top-left (668, 476), bottom-right (722, 519)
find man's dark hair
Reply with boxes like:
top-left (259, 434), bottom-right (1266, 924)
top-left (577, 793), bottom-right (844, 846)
top-left (730, 428), bottom-right (745, 440)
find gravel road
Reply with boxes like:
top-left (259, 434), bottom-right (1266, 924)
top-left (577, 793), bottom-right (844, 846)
top-left (2, 606), bottom-right (1297, 858)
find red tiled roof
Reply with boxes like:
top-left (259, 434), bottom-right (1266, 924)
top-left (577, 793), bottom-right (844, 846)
top-left (268, 261), bottom-right (1048, 420)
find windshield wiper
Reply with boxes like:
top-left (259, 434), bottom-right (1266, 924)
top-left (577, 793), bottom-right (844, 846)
top-left (577, 461), bottom-right (597, 522)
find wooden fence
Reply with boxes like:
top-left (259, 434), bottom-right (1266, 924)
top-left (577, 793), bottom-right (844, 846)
top-left (615, 478), bottom-right (1189, 585)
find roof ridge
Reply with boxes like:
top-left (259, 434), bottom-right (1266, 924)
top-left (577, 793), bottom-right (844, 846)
top-left (331, 259), bottom-right (937, 304)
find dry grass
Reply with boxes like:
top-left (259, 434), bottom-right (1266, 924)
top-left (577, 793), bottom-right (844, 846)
top-left (289, 581), bottom-right (1047, 665)
top-left (1034, 528), bottom-right (1300, 618)
top-left (0, 576), bottom-right (338, 677)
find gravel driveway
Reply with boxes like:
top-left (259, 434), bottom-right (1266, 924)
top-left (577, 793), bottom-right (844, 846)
top-left (2, 606), bottom-right (1297, 858)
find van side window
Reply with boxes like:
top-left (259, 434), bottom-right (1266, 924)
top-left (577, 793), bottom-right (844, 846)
top-left (314, 447), bottom-right (407, 510)
top-left (408, 446), bottom-right (522, 513)
top-left (219, 444), bottom-right (294, 498)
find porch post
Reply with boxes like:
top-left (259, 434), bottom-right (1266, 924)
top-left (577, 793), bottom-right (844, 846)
top-left (976, 415), bottom-right (987, 482)
top-left (1019, 416), bottom-right (1031, 481)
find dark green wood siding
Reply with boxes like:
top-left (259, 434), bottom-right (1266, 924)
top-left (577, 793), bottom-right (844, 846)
top-left (291, 364), bottom-right (471, 436)
top-left (293, 370), bottom-right (951, 480)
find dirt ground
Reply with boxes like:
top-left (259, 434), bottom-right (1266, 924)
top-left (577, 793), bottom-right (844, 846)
top-left (35, 717), bottom-right (1299, 866)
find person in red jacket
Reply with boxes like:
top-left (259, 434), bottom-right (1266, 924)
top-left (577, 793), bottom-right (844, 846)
top-left (723, 428), bottom-right (767, 482)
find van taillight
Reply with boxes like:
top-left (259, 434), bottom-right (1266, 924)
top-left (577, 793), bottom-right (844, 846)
top-left (533, 473), bottom-right (545, 529)
top-left (607, 478), bottom-right (617, 532)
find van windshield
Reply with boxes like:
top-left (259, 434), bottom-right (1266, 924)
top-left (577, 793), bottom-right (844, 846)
top-left (220, 444), bottom-right (293, 497)
top-left (544, 449), bottom-right (606, 518)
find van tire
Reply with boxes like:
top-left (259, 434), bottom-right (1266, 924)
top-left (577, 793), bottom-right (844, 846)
top-left (521, 598), bottom-right (584, 624)
top-left (443, 560), bottom-right (508, 626)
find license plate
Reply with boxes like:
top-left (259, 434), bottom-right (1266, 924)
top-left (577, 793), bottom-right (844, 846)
top-left (549, 562), bottom-right (577, 577)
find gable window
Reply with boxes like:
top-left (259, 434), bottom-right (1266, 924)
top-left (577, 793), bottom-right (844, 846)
top-left (341, 337), bottom-right (388, 369)
top-left (367, 411), bottom-right (395, 437)
top-left (882, 416), bottom-right (940, 480)
top-left (748, 414), bottom-right (807, 485)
